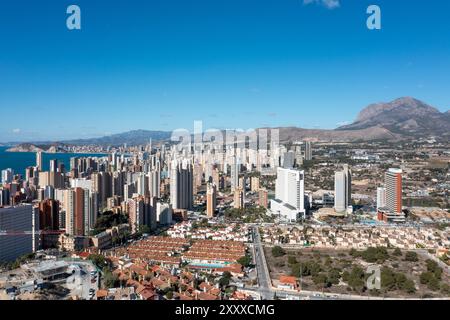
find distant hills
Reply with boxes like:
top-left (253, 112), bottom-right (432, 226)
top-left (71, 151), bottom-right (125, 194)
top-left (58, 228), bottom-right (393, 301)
top-left (63, 130), bottom-right (172, 146)
top-left (6, 97), bottom-right (450, 151)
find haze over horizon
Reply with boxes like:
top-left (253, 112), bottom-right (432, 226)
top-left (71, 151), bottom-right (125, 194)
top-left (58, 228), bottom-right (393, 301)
top-left (1, 0), bottom-right (450, 142)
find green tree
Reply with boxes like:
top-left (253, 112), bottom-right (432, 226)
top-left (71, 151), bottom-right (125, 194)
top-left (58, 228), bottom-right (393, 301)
top-left (103, 268), bottom-right (119, 288)
top-left (88, 254), bottom-right (106, 269)
top-left (402, 279), bottom-right (416, 294)
top-left (237, 255), bottom-right (252, 268)
top-left (347, 266), bottom-right (366, 291)
top-left (441, 283), bottom-right (450, 295)
top-left (425, 259), bottom-right (442, 280)
top-left (166, 291), bottom-right (174, 300)
top-left (287, 256), bottom-right (297, 265)
top-left (219, 276), bottom-right (230, 287)
top-left (327, 268), bottom-right (342, 285)
top-left (312, 273), bottom-right (329, 288)
top-left (427, 277), bottom-right (440, 291)
top-left (272, 246), bottom-right (286, 258)
top-left (420, 271), bottom-right (434, 284)
top-left (404, 251), bottom-right (418, 262)
top-left (361, 247), bottom-right (389, 263)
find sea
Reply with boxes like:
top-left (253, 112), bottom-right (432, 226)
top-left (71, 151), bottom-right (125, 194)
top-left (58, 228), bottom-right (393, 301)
top-left (0, 146), bottom-right (107, 175)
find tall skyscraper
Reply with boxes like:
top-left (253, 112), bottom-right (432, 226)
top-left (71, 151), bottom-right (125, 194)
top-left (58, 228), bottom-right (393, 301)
top-left (0, 204), bottom-right (39, 262)
top-left (137, 172), bottom-right (149, 196)
top-left (148, 169), bottom-right (161, 198)
top-left (282, 151), bottom-right (295, 169)
top-left (206, 183), bottom-right (217, 218)
top-left (334, 165), bottom-right (352, 213)
top-left (193, 163), bottom-right (203, 195)
top-left (49, 159), bottom-right (58, 173)
top-left (0, 188), bottom-right (10, 206)
top-left (233, 187), bottom-right (245, 209)
top-left (38, 199), bottom-right (59, 231)
top-left (304, 142), bottom-right (312, 161)
top-left (230, 156), bottom-right (240, 191)
top-left (270, 167), bottom-right (305, 221)
top-left (377, 187), bottom-right (386, 211)
top-left (36, 152), bottom-right (43, 171)
top-left (250, 176), bottom-right (260, 192)
top-left (38, 171), bottom-right (49, 188)
top-left (92, 172), bottom-right (111, 210)
top-left (259, 188), bottom-right (269, 208)
top-left (156, 202), bottom-right (172, 225)
top-left (170, 159), bottom-right (193, 210)
top-left (1, 168), bottom-right (13, 184)
top-left (49, 171), bottom-right (64, 189)
top-left (385, 168), bottom-right (403, 214)
top-left (144, 196), bottom-right (157, 231)
top-left (127, 197), bottom-right (145, 234)
top-left (212, 168), bottom-right (220, 189)
top-left (64, 188), bottom-right (92, 236)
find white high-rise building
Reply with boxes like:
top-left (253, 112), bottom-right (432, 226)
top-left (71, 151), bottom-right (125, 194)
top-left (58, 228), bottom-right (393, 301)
top-left (36, 152), bottom-right (43, 171)
top-left (170, 159), bottom-right (193, 210)
top-left (334, 165), bottom-right (352, 213)
top-left (377, 187), bottom-right (386, 211)
top-left (157, 202), bottom-right (173, 225)
top-left (230, 156), bottom-right (240, 191)
top-left (270, 167), bottom-right (305, 221)
top-left (137, 173), bottom-right (149, 196)
top-left (1, 168), bottom-right (13, 184)
top-left (148, 169), bottom-right (161, 198)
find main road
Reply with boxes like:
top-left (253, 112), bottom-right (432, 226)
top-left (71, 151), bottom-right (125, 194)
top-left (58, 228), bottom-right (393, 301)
top-left (252, 226), bottom-right (274, 300)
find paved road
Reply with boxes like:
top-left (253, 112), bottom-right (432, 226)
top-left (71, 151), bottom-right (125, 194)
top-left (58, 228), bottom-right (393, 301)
top-left (252, 227), bottom-right (274, 300)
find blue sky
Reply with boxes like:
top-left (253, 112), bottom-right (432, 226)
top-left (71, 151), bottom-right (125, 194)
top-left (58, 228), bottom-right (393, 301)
top-left (0, 0), bottom-right (449, 142)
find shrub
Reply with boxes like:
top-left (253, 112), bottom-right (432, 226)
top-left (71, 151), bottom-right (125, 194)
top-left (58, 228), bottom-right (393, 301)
top-left (272, 246), bottom-right (286, 257)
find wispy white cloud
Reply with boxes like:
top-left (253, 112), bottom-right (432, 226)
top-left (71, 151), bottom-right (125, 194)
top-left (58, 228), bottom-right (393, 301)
top-left (12, 128), bottom-right (21, 134)
top-left (303, 0), bottom-right (340, 10)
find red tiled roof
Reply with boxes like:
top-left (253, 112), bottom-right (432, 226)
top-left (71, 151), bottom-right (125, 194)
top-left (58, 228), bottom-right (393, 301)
top-left (279, 275), bottom-right (297, 285)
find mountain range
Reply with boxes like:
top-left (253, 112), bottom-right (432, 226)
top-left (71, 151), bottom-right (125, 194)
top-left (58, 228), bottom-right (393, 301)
top-left (6, 97), bottom-right (450, 150)
top-left (337, 97), bottom-right (450, 137)
top-left (276, 97), bottom-right (449, 143)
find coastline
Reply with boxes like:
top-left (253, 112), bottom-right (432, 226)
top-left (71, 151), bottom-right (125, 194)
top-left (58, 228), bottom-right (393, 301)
top-left (5, 149), bottom-right (109, 155)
